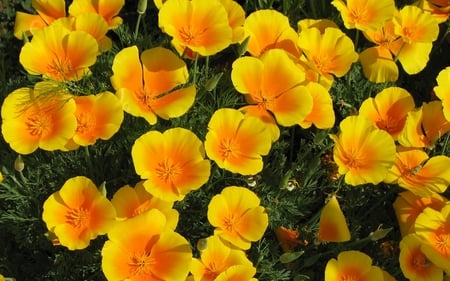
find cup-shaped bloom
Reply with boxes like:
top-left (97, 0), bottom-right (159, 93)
top-left (393, 5), bottom-right (439, 44)
top-left (158, 0), bottom-right (232, 57)
top-left (318, 196), bottom-right (351, 242)
top-left (415, 204), bottom-right (450, 270)
top-left (1, 82), bottom-right (77, 154)
top-left (400, 233), bottom-right (443, 281)
top-left (243, 9), bottom-right (300, 57)
top-left (299, 82), bottom-right (335, 129)
top-left (111, 46), bottom-right (196, 125)
top-left (434, 67), bottom-right (450, 122)
top-left (359, 87), bottom-right (415, 139)
top-left (231, 49), bottom-right (313, 127)
top-left (190, 235), bottom-right (256, 281)
top-left (398, 101), bottom-right (450, 148)
top-left (132, 127), bottom-right (211, 202)
top-left (298, 27), bottom-right (358, 78)
top-left (330, 115), bottom-right (396, 186)
top-left (19, 23), bottom-right (98, 81)
top-left (384, 148), bottom-right (450, 197)
top-left (331, 0), bottom-right (395, 31)
top-left (204, 108), bottom-right (272, 175)
top-left (393, 191), bottom-right (447, 236)
top-left (325, 250), bottom-right (384, 281)
top-left (73, 92), bottom-right (123, 146)
top-left (111, 181), bottom-right (179, 229)
top-left (102, 209), bottom-right (192, 281)
top-left (42, 176), bottom-right (116, 250)
top-left (14, 0), bottom-right (66, 39)
top-left (68, 0), bottom-right (125, 29)
top-left (207, 186), bottom-right (268, 250)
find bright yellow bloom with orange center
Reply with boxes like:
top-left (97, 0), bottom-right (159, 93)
top-left (324, 250), bottom-right (384, 281)
top-left (73, 92), bottom-right (123, 146)
top-left (385, 148), bottom-right (450, 197)
top-left (243, 9), bottom-right (300, 57)
top-left (434, 67), bottom-right (450, 122)
top-left (207, 186), bottom-right (268, 250)
top-left (190, 235), bottom-right (256, 281)
top-left (398, 101), bottom-right (450, 148)
top-left (298, 27), bottom-right (358, 78)
top-left (68, 0), bottom-right (125, 29)
top-left (399, 234), bottom-right (444, 281)
top-left (318, 196), bottom-right (351, 243)
top-left (14, 0), bottom-right (66, 39)
top-left (204, 108), bottom-right (272, 176)
top-left (42, 176), bottom-right (116, 250)
top-left (231, 49), bottom-right (312, 127)
top-left (102, 209), bottom-right (192, 281)
top-left (110, 181), bottom-right (179, 229)
top-left (415, 204), bottom-right (450, 270)
top-left (19, 23), bottom-right (98, 81)
top-left (132, 128), bottom-right (211, 202)
top-left (393, 191), bottom-right (447, 236)
top-left (393, 5), bottom-right (439, 44)
top-left (359, 87), bottom-right (415, 139)
top-left (158, 0), bottom-right (233, 57)
top-left (111, 46), bottom-right (196, 125)
top-left (330, 115), bottom-right (396, 186)
top-left (331, 0), bottom-right (395, 31)
top-left (299, 82), bottom-right (335, 129)
top-left (1, 82), bottom-right (77, 154)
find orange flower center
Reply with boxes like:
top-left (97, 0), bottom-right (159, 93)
top-left (223, 213), bottom-right (240, 234)
top-left (76, 112), bottom-right (96, 134)
top-left (129, 251), bottom-right (155, 276)
top-left (179, 26), bottom-right (206, 46)
top-left (25, 114), bottom-right (52, 137)
top-left (311, 55), bottom-right (331, 75)
top-left (342, 148), bottom-right (366, 169)
top-left (339, 268), bottom-right (364, 281)
top-left (131, 201), bottom-right (153, 217)
top-left (48, 58), bottom-right (76, 80)
top-left (219, 138), bottom-right (239, 160)
top-left (65, 207), bottom-right (90, 228)
top-left (155, 159), bottom-right (181, 183)
top-left (253, 92), bottom-right (275, 110)
top-left (349, 7), bottom-right (368, 26)
top-left (410, 250), bottom-right (430, 272)
top-left (137, 90), bottom-right (157, 109)
top-left (204, 262), bottom-right (221, 281)
top-left (433, 227), bottom-right (450, 256)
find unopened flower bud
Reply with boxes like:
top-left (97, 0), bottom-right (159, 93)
top-left (137, 0), bottom-right (148, 15)
top-left (14, 155), bottom-right (24, 172)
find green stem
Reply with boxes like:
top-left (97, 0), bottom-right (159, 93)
top-left (84, 146), bottom-right (95, 180)
top-left (192, 53), bottom-right (199, 84)
top-left (354, 29), bottom-right (360, 51)
top-left (134, 14), bottom-right (143, 41)
top-left (205, 56), bottom-right (210, 78)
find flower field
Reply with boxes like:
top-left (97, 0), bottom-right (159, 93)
top-left (1, 0), bottom-right (450, 280)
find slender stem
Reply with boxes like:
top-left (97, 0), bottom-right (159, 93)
top-left (205, 56), bottom-right (210, 78)
top-left (84, 146), bottom-right (95, 180)
top-left (134, 14), bottom-right (143, 41)
top-left (354, 29), bottom-right (360, 51)
top-left (192, 53), bottom-right (199, 84)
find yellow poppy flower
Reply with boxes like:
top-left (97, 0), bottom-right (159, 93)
top-left (204, 108), bottom-right (272, 175)
top-left (325, 250), bottom-right (384, 281)
top-left (42, 176), bottom-right (116, 250)
top-left (68, 0), bottom-right (125, 29)
top-left (330, 115), bottom-right (396, 185)
top-left (299, 82), bottom-right (335, 129)
top-left (393, 5), bottom-right (439, 44)
top-left (73, 92), bottom-right (123, 146)
top-left (318, 196), bottom-right (351, 242)
top-left (219, 0), bottom-right (245, 43)
top-left (132, 128), bottom-right (211, 202)
top-left (359, 87), bottom-right (415, 139)
top-left (434, 67), bottom-right (450, 122)
top-left (1, 82), bottom-right (77, 154)
top-left (19, 23), bottom-right (98, 81)
top-left (111, 46), bottom-right (196, 125)
top-left (158, 0), bottom-right (232, 56)
top-left (102, 209), bottom-right (192, 281)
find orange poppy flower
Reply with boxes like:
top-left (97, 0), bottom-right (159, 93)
top-left (158, 0), bottom-right (232, 56)
top-left (1, 82), bottom-right (77, 154)
top-left (393, 191), bottom-right (447, 236)
top-left (299, 82), bottom-right (335, 129)
top-left (190, 235), bottom-right (255, 281)
top-left (14, 0), bottom-right (66, 39)
top-left (207, 186), bottom-right (268, 250)
top-left (415, 204), bottom-right (450, 270)
top-left (275, 226), bottom-right (305, 252)
top-left (398, 101), bottom-right (450, 148)
top-left (204, 108), bottom-right (272, 175)
top-left (399, 234), bottom-right (444, 281)
top-left (325, 250), bottom-right (384, 281)
top-left (110, 181), bottom-right (179, 229)
top-left (434, 66), bottom-right (450, 122)
top-left (42, 176), bottom-right (116, 250)
top-left (385, 147), bottom-right (450, 197)
top-left (68, 0), bottom-right (125, 29)
top-left (231, 49), bottom-right (313, 127)
top-left (110, 46), bottom-right (196, 125)
top-left (331, 0), bottom-right (395, 31)
top-left (243, 9), bottom-right (300, 57)
top-left (359, 87), bottom-right (415, 139)
top-left (132, 127), bottom-right (211, 202)
top-left (298, 27), bottom-right (358, 78)
top-left (330, 115), bottom-right (396, 185)
top-left (19, 23), bottom-right (98, 81)
top-left (318, 195), bottom-right (351, 242)
top-left (73, 92), bottom-right (123, 146)
top-left (393, 5), bottom-right (439, 44)
top-left (102, 209), bottom-right (192, 281)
